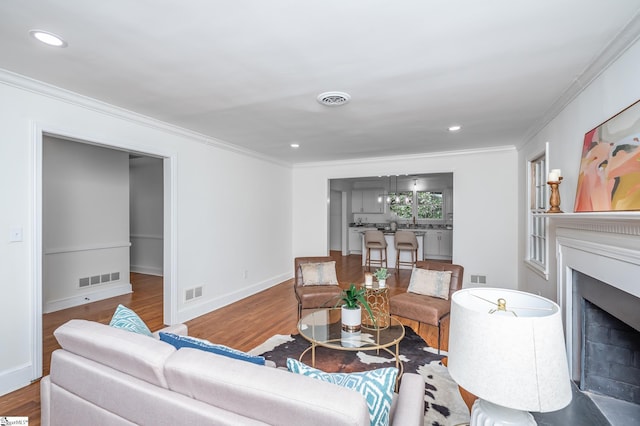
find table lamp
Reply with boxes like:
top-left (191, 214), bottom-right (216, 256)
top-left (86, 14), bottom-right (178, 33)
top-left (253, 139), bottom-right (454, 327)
top-left (448, 288), bottom-right (572, 425)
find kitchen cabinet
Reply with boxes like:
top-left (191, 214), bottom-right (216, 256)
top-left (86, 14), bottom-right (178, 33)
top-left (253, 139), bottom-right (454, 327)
top-left (424, 229), bottom-right (452, 260)
top-left (351, 189), bottom-right (384, 213)
top-left (348, 227), bottom-right (363, 254)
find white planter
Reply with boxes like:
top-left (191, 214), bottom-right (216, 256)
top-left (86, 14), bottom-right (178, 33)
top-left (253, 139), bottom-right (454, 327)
top-left (341, 305), bottom-right (362, 333)
top-left (378, 279), bottom-right (386, 288)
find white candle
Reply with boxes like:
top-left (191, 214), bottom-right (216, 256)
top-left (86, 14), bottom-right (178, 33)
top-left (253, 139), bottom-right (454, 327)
top-left (364, 272), bottom-right (373, 287)
top-left (551, 169), bottom-right (562, 177)
top-left (548, 172), bottom-right (559, 182)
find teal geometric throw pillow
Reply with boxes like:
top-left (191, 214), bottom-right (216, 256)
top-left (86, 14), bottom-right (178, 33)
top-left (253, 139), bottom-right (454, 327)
top-left (286, 358), bottom-right (398, 426)
top-left (109, 304), bottom-right (153, 337)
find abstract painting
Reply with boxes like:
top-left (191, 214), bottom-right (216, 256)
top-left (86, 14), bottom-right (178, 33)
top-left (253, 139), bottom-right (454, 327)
top-left (574, 100), bottom-right (640, 212)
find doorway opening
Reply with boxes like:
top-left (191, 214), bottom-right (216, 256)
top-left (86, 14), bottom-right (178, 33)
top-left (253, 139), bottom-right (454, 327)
top-left (33, 125), bottom-right (177, 381)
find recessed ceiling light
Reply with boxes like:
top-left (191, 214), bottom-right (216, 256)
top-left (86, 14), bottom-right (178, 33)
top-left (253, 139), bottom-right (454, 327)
top-left (290, 143), bottom-right (300, 148)
top-left (448, 125), bottom-right (462, 132)
top-left (317, 91), bottom-right (351, 106)
top-left (29, 29), bottom-right (68, 47)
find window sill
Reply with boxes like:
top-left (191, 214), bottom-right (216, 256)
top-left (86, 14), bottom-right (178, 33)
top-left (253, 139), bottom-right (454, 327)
top-left (524, 259), bottom-right (549, 281)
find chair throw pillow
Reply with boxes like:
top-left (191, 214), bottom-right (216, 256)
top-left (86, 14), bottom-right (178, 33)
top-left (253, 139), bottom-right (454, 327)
top-left (407, 268), bottom-right (452, 300)
top-left (109, 304), bottom-right (153, 337)
top-left (286, 358), bottom-right (397, 426)
top-left (159, 332), bottom-right (266, 366)
top-left (300, 261), bottom-right (339, 286)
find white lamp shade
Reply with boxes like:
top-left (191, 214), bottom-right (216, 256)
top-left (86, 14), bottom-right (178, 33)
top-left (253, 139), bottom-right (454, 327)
top-left (448, 288), bottom-right (572, 413)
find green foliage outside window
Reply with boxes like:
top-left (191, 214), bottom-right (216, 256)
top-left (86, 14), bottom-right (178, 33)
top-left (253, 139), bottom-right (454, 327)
top-left (417, 191), bottom-right (443, 219)
top-left (388, 192), bottom-right (413, 219)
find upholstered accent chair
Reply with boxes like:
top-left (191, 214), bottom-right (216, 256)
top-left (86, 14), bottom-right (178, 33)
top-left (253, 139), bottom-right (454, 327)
top-left (294, 256), bottom-right (343, 319)
top-left (389, 261), bottom-right (464, 353)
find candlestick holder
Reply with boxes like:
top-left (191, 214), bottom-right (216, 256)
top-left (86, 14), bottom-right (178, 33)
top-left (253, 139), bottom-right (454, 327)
top-left (546, 177), bottom-right (563, 213)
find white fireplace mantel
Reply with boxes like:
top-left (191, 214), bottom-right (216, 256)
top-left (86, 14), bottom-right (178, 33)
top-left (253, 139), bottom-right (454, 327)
top-left (543, 212), bottom-right (640, 234)
top-left (550, 212), bottom-right (640, 380)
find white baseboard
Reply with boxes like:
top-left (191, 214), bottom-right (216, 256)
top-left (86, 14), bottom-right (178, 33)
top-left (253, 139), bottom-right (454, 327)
top-left (43, 283), bottom-right (133, 313)
top-left (130, 265), bottom-right (163, 276)
top-left (0, 363), bottom-right (33, 397)
top-left (176, 272), bottom-right (290, 324)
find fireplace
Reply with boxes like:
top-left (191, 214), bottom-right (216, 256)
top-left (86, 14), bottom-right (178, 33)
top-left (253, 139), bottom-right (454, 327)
top-left (555, 214), bottom-right (640, 423)
top-left (574, 272), bottom-right (640, 404)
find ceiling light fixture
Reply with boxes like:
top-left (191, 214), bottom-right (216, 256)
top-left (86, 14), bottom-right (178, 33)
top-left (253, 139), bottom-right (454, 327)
top-left (29, 29), bottom-right (68, 47)
top-left (290, 143), bottom-right (300, 148)
top-left (448, 125), bottom-right (462, 132)
top-left (317, 91), bottom-right (351, 107)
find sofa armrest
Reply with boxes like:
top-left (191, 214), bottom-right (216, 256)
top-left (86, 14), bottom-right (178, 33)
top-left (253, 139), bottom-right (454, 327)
top-left (391, 373), bottom-right (425, 426)
top-left (40, 376), bottom-right (51, 426)
top-left (153, 323), bottom-right (188, 338)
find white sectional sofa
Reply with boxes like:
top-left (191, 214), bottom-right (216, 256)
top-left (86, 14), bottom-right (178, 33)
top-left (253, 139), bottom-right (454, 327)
top-left (41, 319), bottom-right (425, 425)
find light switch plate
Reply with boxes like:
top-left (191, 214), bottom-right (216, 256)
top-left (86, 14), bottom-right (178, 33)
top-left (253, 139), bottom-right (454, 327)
top-left (9, 227), bottom-right (23, 242)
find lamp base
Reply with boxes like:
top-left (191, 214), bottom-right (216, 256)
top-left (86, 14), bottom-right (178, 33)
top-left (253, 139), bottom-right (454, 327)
top-left (470, 399), bottom-right (536, 426)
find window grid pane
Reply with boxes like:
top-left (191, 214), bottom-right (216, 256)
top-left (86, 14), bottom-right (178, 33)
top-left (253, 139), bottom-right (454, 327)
top-left (417, 191), bottom-right (443, 219)
top-left (528, 154), bottom-right (548, 271)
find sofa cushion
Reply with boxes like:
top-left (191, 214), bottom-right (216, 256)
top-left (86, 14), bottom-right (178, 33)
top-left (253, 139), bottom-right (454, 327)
top-left (407, 268), bottom-right (452, 300)
top-left (287, 358), bottom-right (398, 426)
top-left (300, 261), bottom-right (339, 285)
top-left (159, 332), bottom-right (265, 365)
top-left (109, 304), bottom-right (153, 336)
top-left (165, 348), bottom-right (370, 426)
top-left (54, 319), bottom-right (175, 387)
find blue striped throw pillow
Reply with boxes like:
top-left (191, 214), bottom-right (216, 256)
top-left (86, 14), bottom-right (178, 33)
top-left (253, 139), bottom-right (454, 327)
top-left (159, 332), bottom-right (266, 366)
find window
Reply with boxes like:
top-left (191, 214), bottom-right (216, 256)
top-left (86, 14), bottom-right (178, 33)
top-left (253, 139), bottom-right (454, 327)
top-left (388, 191), bottom-right (413, 219)
top-left (417, 191), bottom-right (443, 219)
top-left (527, 151), bottom-right (549, 277)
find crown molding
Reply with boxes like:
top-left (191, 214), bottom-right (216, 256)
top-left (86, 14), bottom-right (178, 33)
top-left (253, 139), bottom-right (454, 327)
top-left (522, 11), bottom-right (640, 144)
top-left (0, 69), bottom-right (290, 168)
top-left (293, 145), bottom-right (516, 169)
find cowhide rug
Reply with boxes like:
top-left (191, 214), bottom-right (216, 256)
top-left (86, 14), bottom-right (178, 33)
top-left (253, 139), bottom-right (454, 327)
top-left (249, 327), bottom-right (470, 426)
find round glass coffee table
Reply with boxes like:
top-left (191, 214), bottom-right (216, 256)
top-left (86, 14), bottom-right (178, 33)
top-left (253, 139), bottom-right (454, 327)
top-left (297, 308), bottom-right (405, 376)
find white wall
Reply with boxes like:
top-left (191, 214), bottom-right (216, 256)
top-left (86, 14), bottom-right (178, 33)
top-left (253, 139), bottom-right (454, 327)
top-left (0, 74), bottom-right (293, 396)
top-left (292, 147), bottom-right (519, 290)
top-left (130, 156), bottom-right (164, 276)
top-left (518, 38), bottom-right (640, 300)
top-left (43, 136), bottom-right (131, 312)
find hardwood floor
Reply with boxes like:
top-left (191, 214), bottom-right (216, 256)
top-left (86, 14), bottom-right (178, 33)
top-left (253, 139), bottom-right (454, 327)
top-left (0, 252), bottom-right (452, 424)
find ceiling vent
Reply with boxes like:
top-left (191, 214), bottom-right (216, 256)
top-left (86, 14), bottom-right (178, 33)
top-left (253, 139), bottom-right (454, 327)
top-left (317, 91), bottom-right (351, 106)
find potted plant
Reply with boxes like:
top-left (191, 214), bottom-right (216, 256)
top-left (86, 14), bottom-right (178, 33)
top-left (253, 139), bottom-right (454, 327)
top-left (373, 268), bottom-right (389, 288)
top-left (337, 283), bottom-right (376, 333)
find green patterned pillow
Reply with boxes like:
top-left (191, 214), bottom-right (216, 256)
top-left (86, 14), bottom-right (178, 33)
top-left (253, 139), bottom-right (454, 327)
top-left (286, 358), bottom-right (397, 426)
top-left (109, 304), bottom-right (153, 337)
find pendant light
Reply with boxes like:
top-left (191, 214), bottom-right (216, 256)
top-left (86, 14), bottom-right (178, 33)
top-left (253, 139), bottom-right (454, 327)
top-left (395, 175), bottom-right (400, 203)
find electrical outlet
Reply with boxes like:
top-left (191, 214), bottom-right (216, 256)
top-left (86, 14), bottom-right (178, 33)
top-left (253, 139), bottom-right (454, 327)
top-left (243, 269), bottom-right (248, 279)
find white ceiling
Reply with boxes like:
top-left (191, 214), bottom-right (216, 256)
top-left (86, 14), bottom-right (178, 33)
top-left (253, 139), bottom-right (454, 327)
top-left (1, 1), bottom-right (640, 164)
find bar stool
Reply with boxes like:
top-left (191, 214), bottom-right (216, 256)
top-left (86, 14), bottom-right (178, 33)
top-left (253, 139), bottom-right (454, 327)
top-left (364, 230), bottom-right (387, 271)
top-left (395, 230), bottom-right (418, 272)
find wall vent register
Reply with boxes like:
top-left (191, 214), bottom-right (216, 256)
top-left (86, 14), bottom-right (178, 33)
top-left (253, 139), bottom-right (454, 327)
top-left (79, 271), bottom-right (121, 288)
